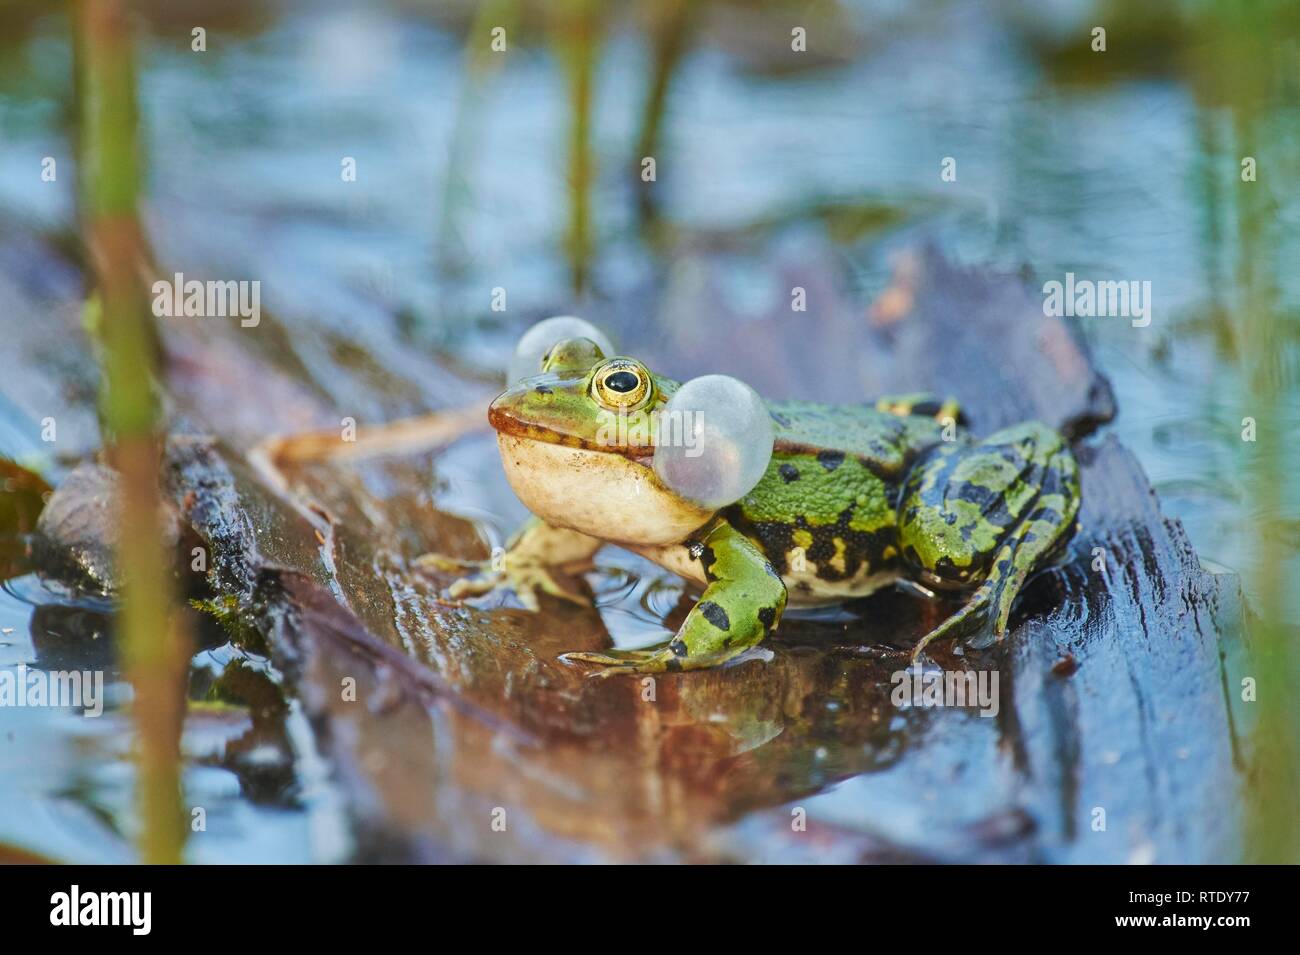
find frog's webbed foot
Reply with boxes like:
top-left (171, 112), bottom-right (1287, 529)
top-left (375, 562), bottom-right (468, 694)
top-left (900, 421), bottom-right (1080, 662)
top-left (478, 562), bottom-right (589, 610)
top-left (416, 518), bottom-right (600, 611)
top-left (563, 519), bottom-right (787, 675)
top-left (417, 552), bottom-right (591, 611)
top-left (909, 582), bottom-right (994, 663)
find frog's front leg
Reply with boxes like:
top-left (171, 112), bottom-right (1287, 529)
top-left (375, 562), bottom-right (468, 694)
top-left (416, 516), bottom-right (601, 610)
top-left (563, 519), bottom-right (787, 675)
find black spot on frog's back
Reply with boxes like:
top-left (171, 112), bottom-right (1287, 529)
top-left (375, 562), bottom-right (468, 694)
top-left (816, 450), bottom-right (846, 471)
top-left (778, 463), bottom-right (800, 483)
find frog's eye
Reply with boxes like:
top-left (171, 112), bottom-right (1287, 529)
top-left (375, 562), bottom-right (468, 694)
top-left (591, 359), bottom-right (652, 411)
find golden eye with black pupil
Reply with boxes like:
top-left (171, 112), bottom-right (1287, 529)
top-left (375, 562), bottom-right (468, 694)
top-left (591, 359), bottom-right (651, 410)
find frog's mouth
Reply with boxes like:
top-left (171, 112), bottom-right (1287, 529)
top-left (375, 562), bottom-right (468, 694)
top-left (488, 386), bottom-right (656, 462)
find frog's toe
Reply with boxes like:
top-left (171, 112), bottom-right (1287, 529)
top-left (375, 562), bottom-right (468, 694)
top-left (512, 564), bottom-right (591, 609)
top-left (414, 552), bottom-right (484, 573)
top-left (910, 586), bottom-right (994, 662)
top-left (560, 647), bottom-right (676, 675)
top-left (446, 573), bottom-right (503, 602)
top-left (426, 558), bottom-right (591, 612)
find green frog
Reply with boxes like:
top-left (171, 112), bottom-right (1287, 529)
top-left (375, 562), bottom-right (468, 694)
top-left (426, 335), bottom-right (1080, 674)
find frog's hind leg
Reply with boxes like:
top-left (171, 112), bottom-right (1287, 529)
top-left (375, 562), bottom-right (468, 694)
top-left (898, 422), bottom-right (1080, 661)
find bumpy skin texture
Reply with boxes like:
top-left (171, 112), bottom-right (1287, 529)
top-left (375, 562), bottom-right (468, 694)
top-left (897, 421), bottom-right (1081, 656)
top-left (437, 338), bottom-right (1081, 673)
top-left (727, 403), bottom-right (947, 602)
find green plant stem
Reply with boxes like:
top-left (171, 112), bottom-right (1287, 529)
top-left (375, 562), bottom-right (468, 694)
top-left (551, 0), bottom-right (602, 296)
top-left (76, 0), bottom-right (187, 865)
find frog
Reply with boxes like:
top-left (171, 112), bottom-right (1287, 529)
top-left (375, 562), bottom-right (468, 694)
top-left (424, 334), bottom-right (1081, 675)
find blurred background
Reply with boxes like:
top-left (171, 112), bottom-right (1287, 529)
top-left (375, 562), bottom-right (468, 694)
top-left (0, 0), bottom-right (1296, 863)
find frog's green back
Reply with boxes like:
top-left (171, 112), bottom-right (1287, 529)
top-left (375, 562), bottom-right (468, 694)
top-left (766, 400), bottom-right (946, 478)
